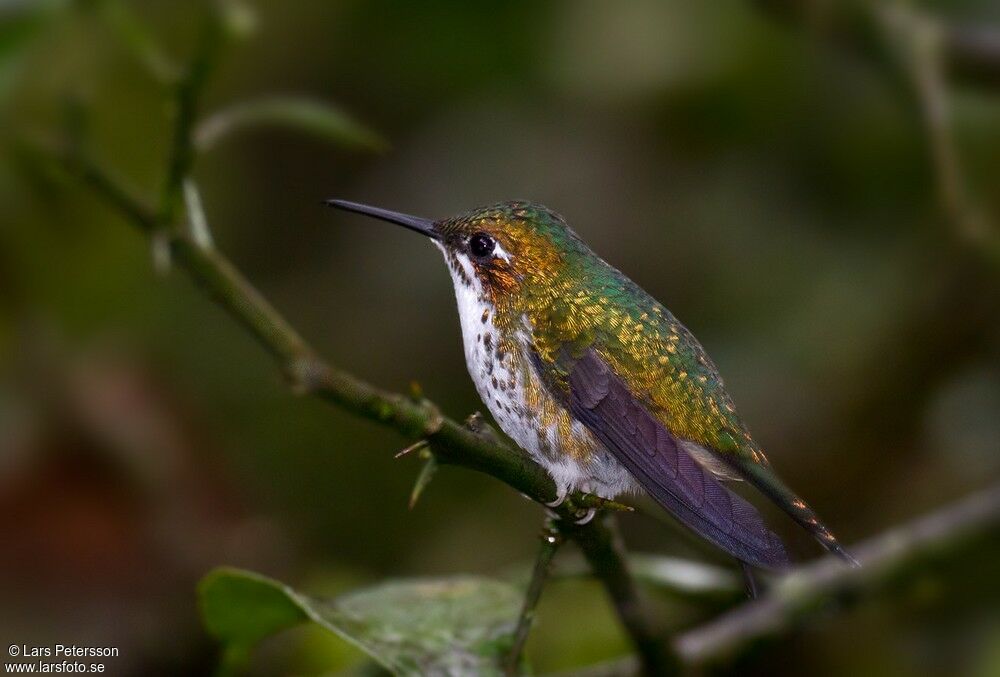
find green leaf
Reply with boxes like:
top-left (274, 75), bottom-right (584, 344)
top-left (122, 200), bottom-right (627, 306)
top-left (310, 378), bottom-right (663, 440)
top-left (200, 568), bottom-right (308, 648)
top-left (199, 567), bottom-right (524, 676)
top-left (195, 97), bottom-right (388, 153)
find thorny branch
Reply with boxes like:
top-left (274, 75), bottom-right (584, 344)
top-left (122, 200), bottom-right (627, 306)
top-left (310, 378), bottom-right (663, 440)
top-left (45, 7), bottom-right (675, 674)
top-left (552, 484), bottom-right (1000, 676)
top-left (34, 3), bottom-right (1000, 675)
top-left (754, 0), bottom-right (1000, 267)
top-left (57, 145), bottom-right (676, 675)
top-left (676, 483), bottom-right (1000, 663)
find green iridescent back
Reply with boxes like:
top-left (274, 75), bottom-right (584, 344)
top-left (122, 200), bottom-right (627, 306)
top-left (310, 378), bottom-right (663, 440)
top-left (442, 202), bottom-right (767, 467)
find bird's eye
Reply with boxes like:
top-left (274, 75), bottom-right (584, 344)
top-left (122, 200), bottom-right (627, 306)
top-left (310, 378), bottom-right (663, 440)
top-left (468, 232), bottom-right (495, 259)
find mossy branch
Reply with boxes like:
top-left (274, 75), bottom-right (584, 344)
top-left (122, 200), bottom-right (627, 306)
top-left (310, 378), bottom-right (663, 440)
top-left (39, 5), bottom-right (999, 675)
top-left (677, 483), bottom-right (1000, 663)
top-left (754, 0), bottom-right (1000, 268)
top-left (753, 0), bottom-right (1000, 89)
top-left (27, 6), bottom-right (673, 671)
top-left (555, 483), bottom-right (1000, 675)
top-left (56, 144), bottom-right (676, 675)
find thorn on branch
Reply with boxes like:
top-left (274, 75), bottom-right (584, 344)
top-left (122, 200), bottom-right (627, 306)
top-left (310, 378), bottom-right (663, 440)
top-left (395, 439), bottom-right (429, 460)
top-left (409, 454), bottom-right (439, 509)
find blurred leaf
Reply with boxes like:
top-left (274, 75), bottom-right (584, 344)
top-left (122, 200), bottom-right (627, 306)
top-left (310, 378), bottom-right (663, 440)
top-left (199, 567), bottom-right (523, 676)
top-left (195, 97), bottom-right (388, 153)
top-left (626, 553), bottom-right (741, 598)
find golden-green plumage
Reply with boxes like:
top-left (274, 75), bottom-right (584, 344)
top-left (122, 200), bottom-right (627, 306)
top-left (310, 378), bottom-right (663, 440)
top-left (435, 202), bottom-right (849, 560)
top-left (332, 197), bottom-right (855, 566)
top-left (438, 202), bottom-right (765, 468)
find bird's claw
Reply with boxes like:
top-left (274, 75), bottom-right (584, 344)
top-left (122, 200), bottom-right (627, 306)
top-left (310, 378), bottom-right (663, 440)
top-left (544, 491), bottom-right (567, 508)
top-left (573, 508), bottom-right (597, 525)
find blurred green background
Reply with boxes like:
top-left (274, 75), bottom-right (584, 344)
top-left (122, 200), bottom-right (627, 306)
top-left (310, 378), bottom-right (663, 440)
top-left (2, 1), bottom-right (999, 674)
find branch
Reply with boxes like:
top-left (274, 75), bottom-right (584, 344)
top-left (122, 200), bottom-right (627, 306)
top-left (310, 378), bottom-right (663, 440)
top-left (37, 8), bottom-right (672, 664)
top-left (159, 6), bottom-right (225, 228)
top-left (944, 22), bottom-right (1000, 89)
top-left (753, 0), bottom-right (1000, 89)
top-left (879, 5), bottom-right (1000, 267)
top-left (557, 484), bottom-right (1000, 674)
top-left (753, 0), bottom-right (1000, 269)
top-left (52, 145), bottom-right (675, 675)
top-left (567, 516), bottom-right (681, 675)
top-left (676, 483), bottom-right (1000, 663)
top-left (504, 520), bottom-right (564, 675)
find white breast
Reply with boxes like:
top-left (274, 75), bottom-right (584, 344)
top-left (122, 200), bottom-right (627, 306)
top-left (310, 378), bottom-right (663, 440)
top-left (434, 245), bottom-right (636, 500)
top-left (438, 248), bottom-right (532, 448)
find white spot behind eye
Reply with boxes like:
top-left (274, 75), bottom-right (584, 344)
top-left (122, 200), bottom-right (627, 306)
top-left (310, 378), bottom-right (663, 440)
top-left (494, 243), bottom-right (512, 262)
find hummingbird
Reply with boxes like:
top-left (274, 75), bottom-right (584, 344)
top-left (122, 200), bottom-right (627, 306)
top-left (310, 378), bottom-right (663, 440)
top-left (328, 199), bottom-right (856, 573)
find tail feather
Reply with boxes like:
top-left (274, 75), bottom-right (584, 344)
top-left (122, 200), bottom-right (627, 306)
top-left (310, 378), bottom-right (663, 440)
top-left (738, 460), bottom-right (859, 567)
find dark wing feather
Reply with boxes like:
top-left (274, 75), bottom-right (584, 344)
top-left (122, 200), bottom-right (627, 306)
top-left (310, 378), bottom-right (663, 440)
top-left (563, 348), bottom-right (789, 569)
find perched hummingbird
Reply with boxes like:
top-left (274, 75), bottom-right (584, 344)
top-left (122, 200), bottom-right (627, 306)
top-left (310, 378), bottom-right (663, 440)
top-left (328, 199), bottom-right (855, 571)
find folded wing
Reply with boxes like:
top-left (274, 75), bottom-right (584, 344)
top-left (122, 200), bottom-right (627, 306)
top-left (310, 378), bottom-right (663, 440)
top-left (561, 348), bottom-right (789, 569)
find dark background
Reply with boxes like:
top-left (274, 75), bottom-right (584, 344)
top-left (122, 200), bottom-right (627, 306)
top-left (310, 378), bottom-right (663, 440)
top-left (2, 1), bottom-right (999, 674)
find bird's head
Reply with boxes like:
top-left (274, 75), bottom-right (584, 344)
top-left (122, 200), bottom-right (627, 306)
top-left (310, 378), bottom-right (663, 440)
top-left (327, 200), bottom-right (587, 304)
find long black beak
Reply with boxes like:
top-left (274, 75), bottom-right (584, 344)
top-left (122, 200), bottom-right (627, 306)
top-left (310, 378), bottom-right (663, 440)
top-left (325, 199), bottom-right (439, 240)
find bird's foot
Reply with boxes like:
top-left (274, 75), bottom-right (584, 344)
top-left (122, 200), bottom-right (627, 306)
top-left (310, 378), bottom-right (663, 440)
top-left (573, 508), bottom-right (597, 525)
top-left (547, 491), bottom-right (634, 524)
top-left (543, 490), bottom-right (568, 509)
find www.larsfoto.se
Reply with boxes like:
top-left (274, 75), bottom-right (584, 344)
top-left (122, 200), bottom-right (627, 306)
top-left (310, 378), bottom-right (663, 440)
top-left (5, 663), bottom-right (106, 674)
